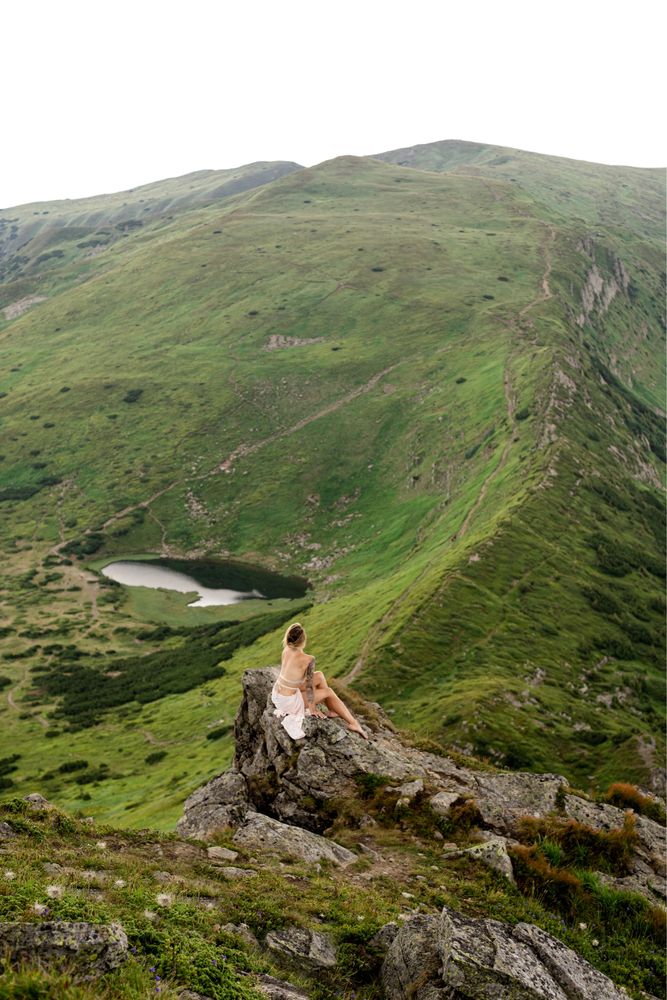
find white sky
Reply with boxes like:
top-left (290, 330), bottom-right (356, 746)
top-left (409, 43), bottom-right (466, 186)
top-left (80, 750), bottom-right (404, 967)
top-left (3, 0), bottom-right (665, 208)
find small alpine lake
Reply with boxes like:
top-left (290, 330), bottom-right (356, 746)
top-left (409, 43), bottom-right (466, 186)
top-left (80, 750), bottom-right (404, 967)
top-left (99, 556), bottom-right (309, 607)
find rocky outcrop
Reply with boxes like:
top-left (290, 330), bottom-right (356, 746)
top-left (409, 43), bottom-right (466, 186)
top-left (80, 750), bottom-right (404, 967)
top-left (442, 836), bottom-right (516, 883)
top-left (177, 770), bottom-right (249, 839)
top-left (232, 811), bottom-right (356, 867)
top-left (178, 668), bottom-right (666, 903)
top-left (257, 974), bottom-right (311, 998)
top-left (265, 926), bottom-right (337, 970)
top-left (382, 905), bottom-right (628, 1000)
top-left (0, 921), bottom-right (128, 978)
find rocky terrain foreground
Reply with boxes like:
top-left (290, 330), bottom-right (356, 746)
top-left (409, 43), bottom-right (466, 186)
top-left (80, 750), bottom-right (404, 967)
top-left (0, 669), bottom-right (664, 998)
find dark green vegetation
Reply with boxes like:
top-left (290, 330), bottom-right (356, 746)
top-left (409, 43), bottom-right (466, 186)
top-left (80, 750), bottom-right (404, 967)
top-left (0, 140), bottom-right (664, 827)
top-left (39, 605), bottom-right (309, 728)
top-left (0, 782), bottom-right (663, 999)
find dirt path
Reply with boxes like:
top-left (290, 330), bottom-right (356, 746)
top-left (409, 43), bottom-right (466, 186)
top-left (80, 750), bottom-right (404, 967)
top-left (345, 222), bottom-right (556, 684)
top-left (212, 363), bottom-right (401, 476)
top-left (6, 665), bottom-right (48, 728)
top-left (49, 363), bottom-right (402, 560)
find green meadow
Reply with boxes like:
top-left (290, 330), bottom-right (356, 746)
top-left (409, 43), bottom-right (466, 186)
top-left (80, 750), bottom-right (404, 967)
top-left (0, 144), bottom-right (664, 827)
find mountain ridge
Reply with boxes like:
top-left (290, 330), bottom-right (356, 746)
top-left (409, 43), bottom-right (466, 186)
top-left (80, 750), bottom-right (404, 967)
top-left (0, 139), bottom-right (664, 830)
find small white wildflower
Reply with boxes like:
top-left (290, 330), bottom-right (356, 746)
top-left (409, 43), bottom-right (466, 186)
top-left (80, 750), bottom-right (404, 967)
top-left (156, 893), bottom-right (173, 907)
top-left (357, 915), bottom-right (365, 921)
top-left (45, 885), bottom-right (63, 899)
top-left (113, 878), bottom-right (126, 888)
top-left (592, 938), bottom-right (599, 946)
top-left (143, 909), bottom-right (156, 921)
top-left (3, 871), bottom-right (16, 881)
top-left (33, 902), bottom-right (49, 915)
top-left (578, 922), bottom-right (587, 930)
top-left (95, 841), bottom-right (107, 850)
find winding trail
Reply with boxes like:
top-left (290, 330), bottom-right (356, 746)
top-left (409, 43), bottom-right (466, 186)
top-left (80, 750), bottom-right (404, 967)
top-left (344, 221), bottom-right (556, 683)
top-left (49, 363), bottom-right (402, 563)
top-left (6, 665), bottom-right (48, 728)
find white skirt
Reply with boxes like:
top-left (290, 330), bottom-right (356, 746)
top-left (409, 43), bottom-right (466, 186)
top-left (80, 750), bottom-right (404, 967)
top-left (271, 681), bottom-right (307, 739)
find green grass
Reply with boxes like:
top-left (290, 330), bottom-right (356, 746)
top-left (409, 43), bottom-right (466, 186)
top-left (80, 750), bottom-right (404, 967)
top-left (0, 788), bottom-right (663, 999)
top-left (0, 145), bottom-right (664, 827)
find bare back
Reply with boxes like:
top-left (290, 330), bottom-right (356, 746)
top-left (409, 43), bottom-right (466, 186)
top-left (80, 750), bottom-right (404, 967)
top-left (277, 648), bottom-right (315, 695)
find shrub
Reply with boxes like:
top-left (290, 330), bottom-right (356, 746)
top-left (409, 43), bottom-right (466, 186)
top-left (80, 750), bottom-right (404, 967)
top-left (354, 773), bottom-right (393, 799)
top-left (516, 813), bottom-right (638, 873)
top-left (603, 783), bottom-right (666, 824)
top-left (145, 750), bottom-right (168, 764)
top-left (0, 676), bottom-right (11, 691)
top-left (57, 760), bottom-right (88, 774)
top-left (515, 407), bottom-right (531, 421)
top-left (123, 388), bottom-right (143, 404)
top-left (205, 726), bottom-right (231, 742)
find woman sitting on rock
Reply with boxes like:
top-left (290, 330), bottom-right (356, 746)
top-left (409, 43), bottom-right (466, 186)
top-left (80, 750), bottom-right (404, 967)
top-left (271, 622), bottom-right (368, 740)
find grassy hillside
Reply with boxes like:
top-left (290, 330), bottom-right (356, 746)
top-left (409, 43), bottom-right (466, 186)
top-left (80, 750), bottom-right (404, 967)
top-left (0, 144), bottom-right (664, 827)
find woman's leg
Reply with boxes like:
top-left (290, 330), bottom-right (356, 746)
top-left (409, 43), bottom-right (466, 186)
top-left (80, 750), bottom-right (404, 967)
top-left (309, 683), bottom-right (368, 738)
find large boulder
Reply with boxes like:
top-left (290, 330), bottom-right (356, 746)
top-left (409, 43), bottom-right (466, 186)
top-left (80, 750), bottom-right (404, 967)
top-left (264, 926), bottom-right (337, 970)
top-left (382, 905), bottom-right (629, 1000)
top-left (177, 769), bottom-right (249, 839)
top-left (177, 667), bottom-right (665, 903)
top-left (232, 811), bottom-right (356, 866)
top-left (0, 921), bottom-right (128, 978)
top-left (256, 974), bottom-right (311, 998)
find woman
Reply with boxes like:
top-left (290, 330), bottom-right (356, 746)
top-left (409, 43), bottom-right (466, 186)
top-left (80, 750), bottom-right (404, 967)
top-left (271, 622), bottom-right (368, 739)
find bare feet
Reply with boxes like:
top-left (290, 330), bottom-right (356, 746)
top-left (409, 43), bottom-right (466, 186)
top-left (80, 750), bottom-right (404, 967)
top-left (347, 720), bottom-right (369, 740)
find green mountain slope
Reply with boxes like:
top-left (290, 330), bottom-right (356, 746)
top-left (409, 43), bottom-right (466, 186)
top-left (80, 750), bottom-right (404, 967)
top-left (0, 145), bottom-right (664, 828)
top-left (0, 160), bottom-right (302, 318)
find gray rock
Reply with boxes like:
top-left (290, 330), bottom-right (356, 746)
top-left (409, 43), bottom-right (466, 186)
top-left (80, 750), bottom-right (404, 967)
top-left (439, 907), bottom-right (568, 999)
top-left (0, 822), bottom-right (16, 840)
top-left (178, 992), bottom-right (214, 1000)
top-left (43, 862), bottom-right (64, 875)
top-left (0, 921), bottom-right (127, 978)
top-left (24, 793), bottom-right (53, 810)
top-left (207, 845), bottom-right (238, 862)
top-left (470, 771), bottom-right (568, 832)
top-left (429, 791), bottom-right (461, 817)
top-left (220, 922), bottom-right (260, 948)
top-left (256, 973), bottom-right (311, 998)
top-left (230, 669), bottom-right (469, 833)
top-left (265, 926), bottom-right (337, 970)
top-left (177, 769), bottom-right (249, 840)
top-left (513, 922), bottom-right (628, 1000)
top-left (381, 914), bottom-right (446, 999)
top-left (216, 866), bottom-right (257, 879)
top-left (441, 836), bottom-right (516, 883)
top-left (393, 779), bottom-right (424, 800)
top-left (178, 666), bottom-right (665, 905)
top-left (382, 905), bottom-right (631, 1000)
top-left (370, 921), bottom-right (400, 951)
top-left (233, 812), bottom-right (356, 867)
top-left (357, 842), bottom-right (382, 860)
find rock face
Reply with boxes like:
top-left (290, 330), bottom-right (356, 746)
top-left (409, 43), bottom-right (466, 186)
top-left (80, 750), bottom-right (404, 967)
top-left (382, 905), bottom-right (629, 1000)
top-left (178, 668), bottom-right (666, 904)
top-left (265, 926), bottom-right (337, 970)
top-left (232, 811), bottom-right (356, 867)
top-left (0, 921), bottom-right (128, 978)
top-left (177, 770), bottom-right (249, 839)
top-left (257, 973), bottom-right (311, 998)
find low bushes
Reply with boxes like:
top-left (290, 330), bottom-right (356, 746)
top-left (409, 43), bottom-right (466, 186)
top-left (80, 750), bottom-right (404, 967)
top-left (603, 782), bottom-right (666, 824)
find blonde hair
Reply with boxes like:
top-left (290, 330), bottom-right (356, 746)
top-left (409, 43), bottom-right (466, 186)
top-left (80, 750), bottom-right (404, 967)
top-left (282, 621), bottom-right (306, 649)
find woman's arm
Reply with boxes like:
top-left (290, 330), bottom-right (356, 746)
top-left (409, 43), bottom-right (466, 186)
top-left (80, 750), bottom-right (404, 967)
top-left (304, 658), bottom-right (315, 712)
